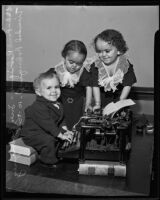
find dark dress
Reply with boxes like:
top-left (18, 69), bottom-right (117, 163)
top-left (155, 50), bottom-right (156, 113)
top-left (90, 60), bottom-right (137, 108)
top-left (49, 67), bottom-right (91, 131)
top-left (20, 95), bottom-right (66, 164)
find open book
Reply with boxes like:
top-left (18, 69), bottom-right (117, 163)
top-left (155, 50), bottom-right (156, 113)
top-left (102, 99), bottom-right (135, 116)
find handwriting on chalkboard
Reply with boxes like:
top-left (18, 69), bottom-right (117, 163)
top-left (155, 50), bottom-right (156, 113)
top-left (5, 6), bottom-right (27, 125)
top-left (5, 6), bottom-right (28, 82)
top-left (8, 94), bottom-right (24, 126)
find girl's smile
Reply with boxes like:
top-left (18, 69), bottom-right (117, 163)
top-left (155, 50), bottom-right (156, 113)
top-left (96, 38), bottom-right (120, 66)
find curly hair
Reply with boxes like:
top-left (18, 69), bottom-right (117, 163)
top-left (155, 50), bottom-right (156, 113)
top-left (61, 40), bottom-right (87, 58)
top-left (93, 29), bottom-right (128, 54)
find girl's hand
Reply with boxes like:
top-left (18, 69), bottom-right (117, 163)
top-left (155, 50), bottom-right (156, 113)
top-left (92, 100), bottom-right (101, 113)
top-left (92, 105), bottom-right (101, 112)
top-left (84, 105), bottom-right (93, 113)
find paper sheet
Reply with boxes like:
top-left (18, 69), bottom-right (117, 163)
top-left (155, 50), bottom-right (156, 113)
top-left (103, 99), bottom-right (135, 116)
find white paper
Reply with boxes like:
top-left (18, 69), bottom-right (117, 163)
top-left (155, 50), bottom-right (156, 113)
top-left (102, 99), bottom-right (135, 116)
top-left (102, 102), bottom-right (117, 116)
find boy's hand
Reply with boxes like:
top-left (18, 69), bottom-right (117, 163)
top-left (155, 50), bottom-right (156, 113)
top-left (64, 130), bottom-right (74, 137)
top-left (64, 131), bottom-right (74, 143)
top-left (62, 125), bottom-right (68, 131)
top-left (58, 131), bottom-right (74, 143)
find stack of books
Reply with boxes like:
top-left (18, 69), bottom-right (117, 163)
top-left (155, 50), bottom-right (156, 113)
top-left (8, 138), bottom-right (38, 166)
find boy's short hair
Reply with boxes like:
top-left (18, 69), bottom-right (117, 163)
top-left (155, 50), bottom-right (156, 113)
top-left (33, 69), bottom-right (59, 91)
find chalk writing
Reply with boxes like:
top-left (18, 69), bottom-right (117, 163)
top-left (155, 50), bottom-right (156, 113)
top-left (8, 104), bottom-right (15, 123)
top-left (8, 102), bottom-right (24, 125)
top-left (5, 6), bottom-right (27, 81)
top-left (5, 6), bottom-right (26, 126)
top-left (14, 113), bottom-right (23, 126)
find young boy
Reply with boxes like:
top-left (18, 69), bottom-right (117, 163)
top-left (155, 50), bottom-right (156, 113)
top-left (20, 70), bottom-right (73, 167)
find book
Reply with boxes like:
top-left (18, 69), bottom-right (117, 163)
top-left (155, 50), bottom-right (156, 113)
top-left (9, 138), bottom-right (36, 156)
top-left (8, 152), bottom-right (38, 166)
top-left (78, 160), bottom-right (126, 177)
top-left (102, 99), bottom-right (135, 116)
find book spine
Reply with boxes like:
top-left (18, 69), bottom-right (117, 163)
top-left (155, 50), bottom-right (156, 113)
top-left (9, 153), bottom-right (37, 165)
top-left (9, 145), bottom-right (32, 156)
top-left (78, 164), bottom-right (126, 177)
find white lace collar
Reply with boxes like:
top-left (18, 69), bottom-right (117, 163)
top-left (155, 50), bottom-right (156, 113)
top-left (54, 58), bottom-right (94, 88)
top-left (95, 55), bottom-right (130, 92)
top-left (54, 61), bottom-right (82, 87)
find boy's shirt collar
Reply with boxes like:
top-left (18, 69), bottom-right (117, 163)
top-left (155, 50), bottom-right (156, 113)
top-left (36, 95), bottom-right (59, 105)
top-left (35, 95), bottom-right (64, 124)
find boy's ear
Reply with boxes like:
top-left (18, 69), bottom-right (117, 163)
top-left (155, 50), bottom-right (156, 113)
top-left (35, 89), bottom-right (41, 96)
top-left (117, 51), bottom-right (121, 55)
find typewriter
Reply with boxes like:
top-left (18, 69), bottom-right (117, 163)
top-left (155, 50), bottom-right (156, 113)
top-left (59, 107), bottom-right (133, 177)
top-left (76, 108), bottom-right (133, 177)
top-left (73, 107), bottom-right (133, 162)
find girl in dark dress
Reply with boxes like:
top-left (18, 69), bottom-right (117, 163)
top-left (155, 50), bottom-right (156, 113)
top-left (48, 40), bottom-right (94, 131)
top-left (87, 29), bottom-right (137, 110)
top-left (86, 29), bottom-right (137, 151)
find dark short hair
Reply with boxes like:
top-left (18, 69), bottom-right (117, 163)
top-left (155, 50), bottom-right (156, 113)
top-left (61, 40), bottom-right (87, 58)
top-left (33, 69), bottom-right (59, 91)
top-left (93, 29), bottom-right (128, 54)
